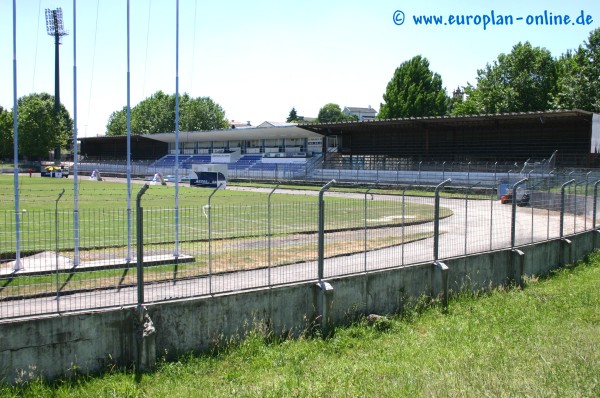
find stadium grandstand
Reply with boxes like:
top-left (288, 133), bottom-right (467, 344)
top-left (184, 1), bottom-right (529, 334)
top-left (78, 110), bottom-right (600, 183)
top-left (299, 109), bottom-right (600, 169)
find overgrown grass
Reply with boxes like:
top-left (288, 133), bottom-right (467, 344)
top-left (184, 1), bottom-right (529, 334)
top-left (3, 251), bottom-right (599, 397)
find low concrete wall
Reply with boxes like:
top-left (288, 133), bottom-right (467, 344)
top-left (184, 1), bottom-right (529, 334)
top-left (150, 284), bottom-right (318, 359)
top-left (1, 231), bottom-right (598, 384)
top-left (0, 309), bottom-right (137, 383)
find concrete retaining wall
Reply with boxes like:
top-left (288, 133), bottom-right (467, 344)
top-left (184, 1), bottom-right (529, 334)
top-left (1, 231), bottom-right (598, 384)
top-left (0, 309), bottom-right (137, 383)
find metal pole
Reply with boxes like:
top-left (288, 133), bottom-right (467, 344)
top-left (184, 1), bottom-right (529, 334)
top-left (12, 0), bottom-right (22, 271)
top-left (585, 171), bottom-right (591, 230)
top-left (364, 186), bottom-right (375, 272)
top-left (268, 182), bottom-right (281, 287)
top-left (494, 162), bottom-right (497, 187)
top-left (546, 182), bottom-right (550, 240)
top-left (510, 178), bottom-right (528, 248)
top-left (467, 161), bottom-right (471, 187)
top-left (489, 185), bottom-right (494, 250)
top-left (560, 179), bottom-right (576, 239)
top-left (55, 188), bottom-right (65, 312)
top-left (531, 183), bottom-right (534, 243)
top-left (136, 184), bottom-right (149, 305)
top-left (574, 181), bottom-right (586, 233)
top-left (464, 185), bottom-right (468, 255)
top-left (433, 179), bottom-right (451, 261)
top-left (126, 0), bottom-right (132, 262)
top-left (207, 184), bottom-right (221, 294)
top-left (174, 0), bottom-right (180, 258)
top-left (594, 180), bottom-right (600, 230)
top-left (401, 186), bottom-right (407, 266)
top-left (53, 10), bottom-right (61, 162)
top-left (318, 179), bottom-right (336, 281)
top-left (72, 0), bottom-right (80, 267)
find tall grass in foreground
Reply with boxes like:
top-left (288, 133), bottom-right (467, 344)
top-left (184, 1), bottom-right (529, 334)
top-left (3, 252), bottom-right (600, 397)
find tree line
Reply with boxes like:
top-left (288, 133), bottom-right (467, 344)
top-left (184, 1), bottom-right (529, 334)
top-left (0, 91), bottom-right (228, 160)
top-left (380, 28), bottom-right (599, 118)
top-left (1, 28), bottom-right (598, 160)
top-left (312, 27), bottom-right (599, 122)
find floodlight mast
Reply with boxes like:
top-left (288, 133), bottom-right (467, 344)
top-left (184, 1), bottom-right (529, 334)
top-left (45, 8), bottom-right (68, 163)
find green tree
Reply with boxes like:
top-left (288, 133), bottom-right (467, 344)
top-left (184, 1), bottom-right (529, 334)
top-left (0, 106), bottom-right (12, 159)
top-left (552, 50), bottom-right (582, 110)
top-left (453, 42), bottom-right (557, 115)
top-left (317, 103), bottom-right (356, 123)
top-left (105, 91), bottom-right (228, 135)
top-left (286, 107), bottom-right (299, 123)
top-left (14, 93), bottom-right (72, 159)
top-left (180, 95), bottom-right (229, 131)
top-left (553, 28), bottom-right (600, 112)
top-left (105, 106), bottom-right (127, 136)
top-left (450, 84), bottom-right (482, 116)
top-left (379, 55), bottom-right (448, 119)
top-left (132, 90), bottom-right (175, 135)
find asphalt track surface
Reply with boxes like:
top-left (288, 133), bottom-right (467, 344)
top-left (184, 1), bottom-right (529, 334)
top-left (1, 178), bottom-right (589, 320)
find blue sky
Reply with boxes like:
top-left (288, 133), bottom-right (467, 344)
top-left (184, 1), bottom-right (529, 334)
top-left (1, 0), bottom-right (599, 137)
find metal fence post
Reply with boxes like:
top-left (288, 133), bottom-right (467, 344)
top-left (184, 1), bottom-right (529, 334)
top-left (584, 171), bottom-right (591, 230)
top-left (574, 181), bottom-right (586, 233)
top-left (207, 184), bottom-right (221, 295)
top-left (54, 188), bottom-right (65, 312)
top-left (510, 178), bottom-right (528, 248)
top-left (464, 185), bottom-right (469, 255)
top-left (268, 182), bottom-right (281, 286)
top-left (494, 162), bottom-right (498, 187)
top-left (318, 179), bottom-right (336, 281)
top-left (547, 182), bottom-right (551, 240)
top-left (489, 186), bottom-right (495, 251)
top-left (464, 182), bottom-right (480, 255)
top-left (467, 161), bottom-right (471, 186)
top-left (560, 179), bottom-right (576, 239)
top-left (136, 184), bottom-right (149, 306)
top-left (433, 179), bottom-right (451, 261)
top-left (594, 180), bottom-right (600, 230)
top-left (442, 161), bottom-right (446, 181)
top-left (364, 186), bottom-right (375, 272)
top-left (401, 185), bottom-right (412, 266)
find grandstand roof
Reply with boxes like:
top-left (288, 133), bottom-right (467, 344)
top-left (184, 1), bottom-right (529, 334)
top-left (147, 125), bottom-right (321, 143)
top-left (298, 109), bottom-right (598, 167)
top-left (299, 109), bottom-right (594, 134)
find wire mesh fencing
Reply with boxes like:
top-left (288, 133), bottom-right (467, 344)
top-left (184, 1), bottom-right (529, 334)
top-left (2, 179), bottom-right (599, 320)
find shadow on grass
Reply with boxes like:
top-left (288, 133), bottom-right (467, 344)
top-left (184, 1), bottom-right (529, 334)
top-left (0, 274), bottom-right (15, 291)
top-left (117, 268), bottom-right (130, 292)
top-left (58, 272), bottom-right (76, 292)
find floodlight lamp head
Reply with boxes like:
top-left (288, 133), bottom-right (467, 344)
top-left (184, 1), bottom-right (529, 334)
top-left (45, 8), bottom-right (68, 41)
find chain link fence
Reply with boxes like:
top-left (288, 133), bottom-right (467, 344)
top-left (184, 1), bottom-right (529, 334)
top-left (1, 178), bottom-right (599, 320)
